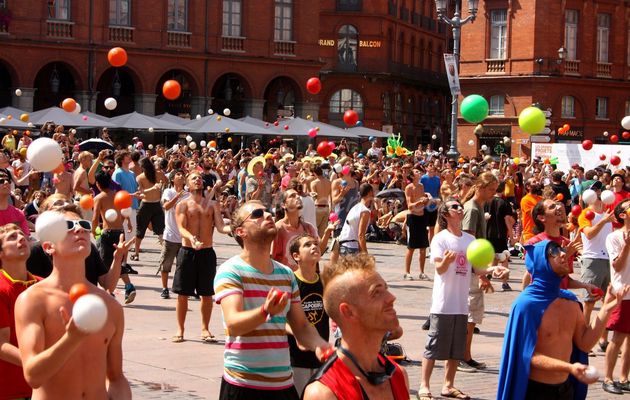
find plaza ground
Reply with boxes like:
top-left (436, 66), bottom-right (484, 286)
top-left (119, 234), bottom-right (617, 399)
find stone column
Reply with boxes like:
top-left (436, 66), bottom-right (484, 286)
top-left (12, 88), bottom-right (36, 112)
top-left (74, 91), bottom-right (97, 113)
top-left (190, 96), bottom-right (208, 118)
top-left (134, 94), bottom-right (158, 116)
top-left (243, 98), bottom-right (266, 120)
top-left (295, 101), bottom-right (320, 121)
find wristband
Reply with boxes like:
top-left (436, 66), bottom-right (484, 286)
top-left (260, 304), bottom-right (272, 322)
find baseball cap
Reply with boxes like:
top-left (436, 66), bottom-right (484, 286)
top-left (589, 180), bottom-right (603, 191)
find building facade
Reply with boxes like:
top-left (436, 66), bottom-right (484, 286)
top-left (458, 0), bottom-right (630, 158)
top-left (0, 0), bottom-right (450, 147)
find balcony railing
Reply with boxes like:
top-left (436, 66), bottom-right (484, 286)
top-left (46, 20), bottom-right (74, 39)
top-left (222, 36), bottom-right (245, 52)
top-left (167, 30), bottom-right (191, 48)
top-left (563, 59), bottom-right (580, 75)
top-left (274, 40), bottom-right (295, 56)
top-left (596, 62), bottom-right (612, 78)
top-left (486, 59), bottom-right (505, 73)
top-left (109, 26), bottom-right (134, 43)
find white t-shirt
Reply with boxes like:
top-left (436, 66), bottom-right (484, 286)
top-left (300, 194), bottom-right (317, 229)
top-left (606, 229), bottom-right (630, 301)
top-left (581, 211), bottom-right (612, 259)
top-left (161, 188), bottom-right (189, 243)
top-left (338, 201), bottom-right (370, 248)
top-left (429, 229), bottom-right (475, 315)
top-left (367, 147), bottom-right (383, 158)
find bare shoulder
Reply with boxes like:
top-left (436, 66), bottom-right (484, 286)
top-left (303, 381), bottom-right (337, 400)
top-left (15, 283), bottom-right (54, 315)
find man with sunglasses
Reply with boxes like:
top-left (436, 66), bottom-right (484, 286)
top-left (14, 209), bottom-right (131, 399)
top-left (0, 169), bottom-right (29, 237)
top-left (0, 224), bottom-right (38, 400)
top-left (172, 172), bottom-right (230, 343)
top-left (214, 200), bottom-right (331, 400)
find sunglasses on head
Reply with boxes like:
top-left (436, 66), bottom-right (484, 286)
top-left (66, 220), bottom-right (92, 231)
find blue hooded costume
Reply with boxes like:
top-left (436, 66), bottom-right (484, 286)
top-left (497, 240), bottom-right (588, 400)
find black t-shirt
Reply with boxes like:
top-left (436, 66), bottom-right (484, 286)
top-left (551, 181), bottom-right (572, 213)
top-left (485, 196), bottom-right (515, 239)
top-left (26, 243), bottom-right (108, 286)
top-left (202, 171), bottom-right (219, 189)
top-left (288, 273), bottom-right (329, 368)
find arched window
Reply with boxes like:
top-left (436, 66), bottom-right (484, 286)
top-left (338, 25), bottom-right (358, 70)
top-left (329, 89), bottom-right (364, 121)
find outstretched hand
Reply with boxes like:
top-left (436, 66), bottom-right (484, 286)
top-left (113, 234), bottom-right (135, 262)
top-left (603, 283), bottom-right (630, 313)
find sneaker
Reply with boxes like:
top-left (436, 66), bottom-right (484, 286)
top-left (160, 288), bottom-right (170, 299)
top-left (418, 273), bottom-right (432, 281)
top-left (124, 283), bottom-right (136, 304)
top-left (466, 359), bottom-right (486, 369)
top-left (403, 273), bottom-right (414, 281)
top-left (122, 264), bottom-right (138, 275)
top-left (602, 380), bottom-right (623, 394)
top-left (457, 360), bottom-right (477, 373)
top-left (502, 282), bottom-right (512, 291)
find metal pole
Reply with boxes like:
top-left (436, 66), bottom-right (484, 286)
top-left (447, 1), bottom-right (461, 160)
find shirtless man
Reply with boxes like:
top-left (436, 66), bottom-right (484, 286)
top-left (310, 165), bottom-right (332, 237)
top-left (404, 167), bottom-right (430, 280)
top-left (14, 207), bottom-right (131, 399)
top-left (172, 172), bottom-right (230, 342)
top-left (498, 239), bottom-right (629, 400)
top-left (93, 173), bottom-right (136, 303)
top-left (73, 151), bottom-right (93, 198)
top-left (54, 162), bottom-right (73, 197)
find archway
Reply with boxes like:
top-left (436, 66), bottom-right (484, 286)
top-left (95, 67), bottom-right (139, 116)
top-left (0, 62), bottom-right (13, 108)
top-left (33, 62), bottom-right (78, 111)
top-left (210, 73), bottom-right (251, 119)
top-left (263, 76), bottom-right (301, 121)
top-left (155, 70), bottom-right (198, 118)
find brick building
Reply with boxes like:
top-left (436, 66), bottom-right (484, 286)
top-left (457, 0), bottom-right (630, 158)
top-left (0, 0), bottom-right (451, 147)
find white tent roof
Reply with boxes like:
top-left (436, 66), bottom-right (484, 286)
top-left (29, 107), bottom-right (115, 127)
top-left (108, 112), bottom-right (191, 131)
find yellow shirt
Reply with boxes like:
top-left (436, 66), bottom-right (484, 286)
top-left (504, 178), bottom-right (515, 197)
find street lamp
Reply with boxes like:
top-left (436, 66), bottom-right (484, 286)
top-left (435, 0), bottom-right (479, 159)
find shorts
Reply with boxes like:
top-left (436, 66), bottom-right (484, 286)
top-left (407, 213), bottom-right (429, 249)
top-left (424, 313), bottom-right (467, 360)
top-left (339, 240), bottom-right (360, 256)
top-left (96, 229), bottom-right (124, 268)
top-left (172, 247), bottom-right (216, 297)
top-left (488, 237), bottom-right (508, 253)
top-left (468, 276), bottom-right (484, 324)
top-left (219, 378), bottom-right (299, 400)
top-left (158, 240), bottom-right (182, 273)
top-left (607, 299), bottom-right (630, 334)
top-left (525, 379), bottom-right (573, 400)
top-left (424, 210), bottom-right (438, 228)
top-left (136, 201), bottom-right (165, 239)
top-left (580, 258), bottom-right (610, 302)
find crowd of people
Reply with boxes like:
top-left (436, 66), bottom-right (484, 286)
top-left (0, 122), bottom-right (629, 399)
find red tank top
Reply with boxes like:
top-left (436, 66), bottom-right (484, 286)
top-left (315, 353), bottom-right (408, 400)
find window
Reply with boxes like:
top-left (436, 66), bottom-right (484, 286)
top-left (329, 89), bottom-right (364, 116)
top-left (490, 9), bottom-right (507, 59)
top-left (222, 0), bottom-right (241, 37)
top-left (382, 92), bottom-right (391, 123)
top-left (168, 0), bottom-right (187, 31)
top-left (338, 25), bottom-right (358, 69)
top-left (561, 96), bottom-right (575, 118)
top-left (48, 0), bottom-right (70, 20)
top-left (596, 14), bottom-right (610, 63)
top-left (564, 10), bottom-right (578, 61)
top-left (274, 0), bottom-right (293, 41)
top-left (489, 95), bottom-right (504, 116)
top-left (626, 100), bottom-right (630, 116)
top-left (0, 0), bottom-right (7, 8)
top-left (627, 28), bottom-right (630, 66)
top-left (337, 0), bottom-right (362, 12)
top-left (596, 97), bottom-right (608, 119)
top-left (109, 0), bottom-right (130, 26)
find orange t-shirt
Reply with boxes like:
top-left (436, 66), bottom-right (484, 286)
top-left (520, 193), bottom-right (543, 243)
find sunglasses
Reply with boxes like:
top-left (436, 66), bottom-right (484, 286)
top-left (547, 245), bottom-right (566, 258)
top-left (237, 208), bottom-right (268, 228)
top-left (448, 203), bottom-right (463, 210)
top-left (0, 177), bottom-right (10, 184)
top-left (66, 220), bottom-right (92, 231)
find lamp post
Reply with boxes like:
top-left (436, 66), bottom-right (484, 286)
top-left (435, 0), bottom-right (479, 159)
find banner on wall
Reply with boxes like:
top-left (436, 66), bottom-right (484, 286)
top-left (532, 143), bottom-right (630, 172)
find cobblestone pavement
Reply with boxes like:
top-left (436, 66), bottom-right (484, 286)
top-left (120, 234), bottom-right (617, 399)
